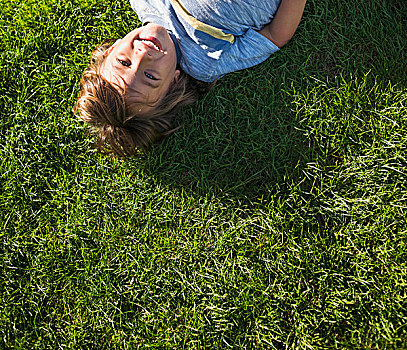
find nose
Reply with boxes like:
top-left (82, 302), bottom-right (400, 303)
top-left (133, 41), bottom-right (153, 59)
top-left (130, 46), bottom-right (153, 72)
top-left (136, 47), bottom-right (152, 58)
top-left (133, 47), bottom-right (152, 70)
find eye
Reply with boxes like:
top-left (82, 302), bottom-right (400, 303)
top-left (117, 58), bottom-right (130, 67)
top-left (145, 72), bottom-right (158, 80)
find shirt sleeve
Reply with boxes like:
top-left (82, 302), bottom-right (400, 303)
top-left (210, 28), bottom-right (280, 81)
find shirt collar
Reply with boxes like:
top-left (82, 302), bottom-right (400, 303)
top-left (167, 31), bottom-right (182, 65)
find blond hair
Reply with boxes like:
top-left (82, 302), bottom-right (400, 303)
top-left (76, 40), bottom-right (209, 157)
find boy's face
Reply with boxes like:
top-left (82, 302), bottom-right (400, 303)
top-left (101, 23), bottom-right (180, 115)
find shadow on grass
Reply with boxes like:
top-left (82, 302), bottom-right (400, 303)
top-left (136, 0), bottom-right (407, 205)
top-left (140, 76), bottom-right (312, 204)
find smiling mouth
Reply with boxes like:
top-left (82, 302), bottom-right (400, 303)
top-left (137, 39), bottom-right (167, 54)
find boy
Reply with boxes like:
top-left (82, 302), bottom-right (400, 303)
top-left (76, 0), bottom-right (306, 156)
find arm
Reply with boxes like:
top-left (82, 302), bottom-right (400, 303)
top-left (257, 0), bottom-right (307, 48)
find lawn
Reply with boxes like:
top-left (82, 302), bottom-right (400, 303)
top-left (1, 0), bottom-right (406, 348)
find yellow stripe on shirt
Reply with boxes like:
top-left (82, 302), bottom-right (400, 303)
top-left (170, 0), bottom-right (235, 44)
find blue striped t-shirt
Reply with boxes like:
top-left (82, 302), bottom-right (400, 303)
top-left (130, 0), bottom-right (282, 82)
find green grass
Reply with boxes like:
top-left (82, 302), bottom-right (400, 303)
top-left (1, 0), bottom-right (407, 348)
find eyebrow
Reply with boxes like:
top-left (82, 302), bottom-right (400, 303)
top-left (117, 78), bottom-right (161, 107)
top-left (143, 80), bottom-right (159, 89)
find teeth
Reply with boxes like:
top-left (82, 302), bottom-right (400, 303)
top-left (140, 39), bottom-right (159, 51)
top-left (139, 39), bottom-right (166, 53)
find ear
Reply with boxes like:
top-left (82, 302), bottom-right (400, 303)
top-left (173, 69), bottom-right (181, 82)
top-left (104, 39), bottom-right (121, 57)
